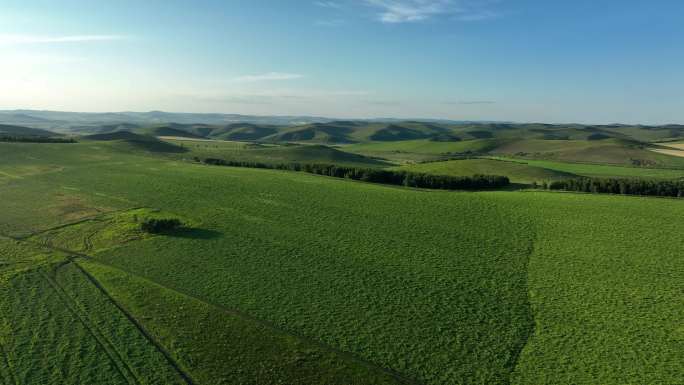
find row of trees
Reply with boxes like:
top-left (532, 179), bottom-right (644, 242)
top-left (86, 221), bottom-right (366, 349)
top-left (199, 158), bottom-right (510, 191)
top-left (548, 177), bottom-right (684, 198)
top-left (0, 136), bottom-right (77, 143)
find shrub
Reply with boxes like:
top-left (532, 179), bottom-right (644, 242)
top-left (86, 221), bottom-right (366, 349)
top-left (140, 218), bottom-right (183, 234)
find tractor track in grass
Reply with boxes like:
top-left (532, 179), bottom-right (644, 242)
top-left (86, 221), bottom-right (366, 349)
top-left (23, 238), bottom-right (422, 385)
top-left (77, 258), bottom-right (423, 385)
top-left (39, 268), bottom-right (141, 385)
top-left (11, 207), bottom-right (144, 241)
top-left (0, 231), bottom-right (195, 385)
top-left (70, 261), bottom-right (196, 385)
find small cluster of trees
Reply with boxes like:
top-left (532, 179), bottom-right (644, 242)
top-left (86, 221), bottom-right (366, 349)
top-left (547, 177), bottom-right (684, 198)
top-left (140, 218), bottom-right (183, 233)
top-left (199, 158), bottom-right (510, 191)
top-left (0, 136), bottom-right (77, 143)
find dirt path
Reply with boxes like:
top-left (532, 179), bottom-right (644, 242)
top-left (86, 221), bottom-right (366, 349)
top-left (651, 142), bottom-right (684, 158)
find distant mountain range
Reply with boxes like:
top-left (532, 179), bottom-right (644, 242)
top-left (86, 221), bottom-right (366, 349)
top-left (0, 110), bottom-right (482, 132)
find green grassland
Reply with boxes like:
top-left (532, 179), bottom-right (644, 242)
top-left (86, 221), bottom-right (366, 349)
top-left (395, 158), bottom-right (575, 184)
top-left (69, 121), bottom-right (684, 174)
top-left (114, 121), bottom-right (684, 145)
top-left (342, 139), bottom-right (502, 163)
top-left (161, 137), bottom-right (391, 167)
top-left (341, 135), bottom-right (684, 170)
top-left (491, 157), bottom-right (684, 179)
top-left (0, 123), bottom-right (59, 137)
top-left (0, 141), bottom-right (682, 384)
top-left (502, 192), bottom-right (684, 384)
top-left (490, 138), bottom-right (684, 168)
top-left (398, 156), bottom-right (684, 184)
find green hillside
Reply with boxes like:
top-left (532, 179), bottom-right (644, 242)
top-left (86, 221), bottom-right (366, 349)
top-left (0, 140), bottom-right (682, 384)
top-left (82, 131), bottom-right (187, 153)
top-left (0, 124), bottom-right (60, 137)
top-left (397, 158), bottom-right (575, 184)
top-left (491, 157), bottom-right (684, 179)
top-left (163, 137), bottom-right (390, 167)
top-left (209, 123), bottom-right (279, 141)
top-left (502, 138), bottom-right (684, 168)
top-left (132, 126), bottom-right (205, 139)
top-left (343, 139), bottom-right (502, 163)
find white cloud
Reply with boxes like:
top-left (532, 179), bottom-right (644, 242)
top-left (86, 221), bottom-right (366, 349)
top-left (364, 0), bottom-right (501, 23)
top-left (0, 34), bottom-right (126, 45)
top-left (314, 1), bottom-right (343, 8)
top-left (231, 72), bottom-right (305, 83)
top-left (365, 0), bottom-right (453, 23)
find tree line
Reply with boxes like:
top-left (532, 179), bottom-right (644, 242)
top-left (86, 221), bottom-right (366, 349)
top-left (198, 158), bottom-right (510, 191)
top-left (547, 177), bottom-right (684, 198)
top-left (0, 136), bottom-right (77, 143)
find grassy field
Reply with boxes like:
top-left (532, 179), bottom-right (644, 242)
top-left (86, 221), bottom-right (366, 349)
top-left (342, 139), bottom-right (502, 163)
top-left (161, 137), bottom-right (391, 167)
top-left (1, 140), bottom-right (682, 384)
top-left (489, 157), bottom-right (684, 179)
top-left (395, 158), bottom-right (575, 184)
top-left (491, 138), bottom-right (684, 168)
top-left (501, 192), bottom-right (684, 384)
top-left (396, 156), bottom-right (684, 184)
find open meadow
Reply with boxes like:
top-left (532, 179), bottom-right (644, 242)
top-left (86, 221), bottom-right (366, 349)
top-left (0, 140), bottom-right (682, 384)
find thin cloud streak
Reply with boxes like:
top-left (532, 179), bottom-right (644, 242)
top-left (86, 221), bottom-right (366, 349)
top-left (231, 72), bottom-right (305, 83)
top-left (314, 1), bottom-right (343, 8)
top-left (0, 34), bottom-right (126, 45)
top-left (363, 0), bottom-right (502, 24)
top-left (365, 0), bottom-right (452, 23)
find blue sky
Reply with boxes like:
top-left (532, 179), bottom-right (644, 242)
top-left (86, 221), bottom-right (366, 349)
top-left (1, 0), bottom-right (682, 124)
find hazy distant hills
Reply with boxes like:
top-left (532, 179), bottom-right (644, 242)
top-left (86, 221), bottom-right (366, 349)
top-left (0, 123), bottom-right (62, 137)
top-left (0, 110), bottom-right (334, 131)
top-left (2, 109), bottom-right (684, 146)
top-left (0, 110), bottom-right (481, 132)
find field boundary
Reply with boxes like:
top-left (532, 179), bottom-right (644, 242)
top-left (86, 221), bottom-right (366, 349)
top-left (71, 261), bottom-right (196, 385)
top-left (78, 257), bottom-right (423, 385)
top-left (507, 228), bottom-right (538, 384)
top-left (6, 230), bottom-right (422, 384)
top-left (39, 268), bottom-right (140, 385)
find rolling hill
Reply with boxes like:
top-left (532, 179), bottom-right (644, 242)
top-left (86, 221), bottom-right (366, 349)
top-left (0, 124), bottom-right (60, 137)
top-left (83, 131), bottom-right (187, 153)
top-left (161, 137), bottom-right (390, 167)
top-left (132, 126), bottom-right (205, 139)
top-left (0, 140), bottom-right (681, 384)
top-left (397, 158), bottom-right (575, 184)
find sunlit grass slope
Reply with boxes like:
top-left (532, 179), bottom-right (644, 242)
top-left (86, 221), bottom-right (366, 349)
top-left (342, 139), bottom-right (501, 163)
top-left (491, 157), bottom-right (684, 179)
top-left (1, 141), bottom-right (683, 384)
top-left (163, 138), bottom-right (391, 167)
top-left (498, 192), bottom-right (684, 384)
top-left (396, 158), bottom-right (575, 184)
top-left (0, 142), bottom-right (534, 384)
